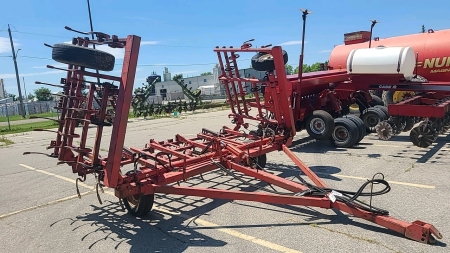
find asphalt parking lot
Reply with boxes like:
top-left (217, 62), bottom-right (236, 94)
top-left (0, 108), bottom-right (449, 253)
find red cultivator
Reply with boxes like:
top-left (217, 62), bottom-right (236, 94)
top-left (23, 25), bottom-right (442, 245)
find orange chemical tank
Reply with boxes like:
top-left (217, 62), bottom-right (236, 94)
top-left (328, 29), bottom-right (450, 82)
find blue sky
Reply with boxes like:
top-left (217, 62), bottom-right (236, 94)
top-left (1, 0), bottom-right (449, 96)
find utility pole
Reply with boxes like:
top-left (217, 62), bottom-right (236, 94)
top-left (8, 24), bottom-right (26, 118)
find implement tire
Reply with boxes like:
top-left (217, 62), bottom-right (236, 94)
top-left (52, 43), bottom-right (115, 71)
top-left (251, 50), bottom-right (288, 72)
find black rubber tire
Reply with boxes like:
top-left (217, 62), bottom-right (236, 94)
top-left (369, 90), bottom-right (383, 98)
top-left (251, 154), bottom-right (267, 169)
top-left (381, 91), bottom-right (395, 106)
top-left (360, 107), bottom-right (384, 132)
top-left (305, 110), bottom-right (335, 140)
top-left (251, 50), bottom-right (288, 72)
top-left (122, 193), bottom-right (154, 217)
top-left (52, 43), bottom-right (115, 71)
top-left (374, 105), bottom-right (389, 119)
top-left (369, 95), bottom-right (384, 106)
top-left (403, 117), bottom-right (415, 132)
top-left (330, 117), bottom-right (360, 148)
top-left (343, 114), bottom-right (366, 143)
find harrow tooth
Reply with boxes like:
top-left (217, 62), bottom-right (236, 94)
top-left (65, 117), bottom-right (90, 123)
top-left (67, 108), bottom-right (98, 114)
top-left (23, 151), bottom-right (57, 157)
top-left (46, 65), bottom-right (75, 72)
top-left (29, 116), bottom-right (62, 123)
top-left (89, 120), bottom-right (112, 127)
top-left (46, 145), bottom-right (91, 153)
top-left (33, 129), bottom-right (80, 138)
top-left (35, 81), bottom-right (70, 89)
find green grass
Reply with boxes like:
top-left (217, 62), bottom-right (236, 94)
top-left (0, 135), bottom-right (14, 146)
top-left (0, 120), bottom-right (59, 134)
top-left (0, 112), bottom-right (59, 123)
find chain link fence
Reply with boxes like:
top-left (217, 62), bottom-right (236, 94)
top-left (0, 101), bottom-right (59, 117)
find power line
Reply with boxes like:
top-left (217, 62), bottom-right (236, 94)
top-left (12, 55), bottom-right (251, 67)
top-left (1, 30), bottom-right (238, 49)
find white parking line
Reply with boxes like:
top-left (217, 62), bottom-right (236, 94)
top-left (19, 163), bottom-right (303, 253)
top-left (0, 191), bottom-right (94, 220)
top-left (315, 172), bottom-right (435, 189)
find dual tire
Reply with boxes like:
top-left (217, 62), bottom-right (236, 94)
top-left (330, 116), bottom-right (365, 148)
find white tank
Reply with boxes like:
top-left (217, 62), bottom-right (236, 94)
top-left (346, 46), bottom-right (416, 80)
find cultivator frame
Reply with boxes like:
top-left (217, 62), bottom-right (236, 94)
top-left (23, 25), bottom-right (443, 245)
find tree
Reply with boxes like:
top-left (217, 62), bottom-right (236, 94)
top-left (27, 94), bottom-right (35, 101)
top-left (34, 87), bottom-right (53, 101)
top-left (285, 64), bottom-right (294, 75)
top-left (294, 62), bottom-right (328, 74)
top-left (200, 72), bottom-right (212, 76)
top-left (294, 64), bottom-right (311, 74)
top-left (7, 93), bottom-right (17, 101)
top-left (172, 73), bottom-right (183, 81)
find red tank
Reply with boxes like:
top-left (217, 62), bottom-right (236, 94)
top-left (328, 29), bottom-right (450, 81)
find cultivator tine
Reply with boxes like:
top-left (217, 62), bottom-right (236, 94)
top-left (33, 129), bottom-right (80, 138)
top-left (75, 175), bottom-right (86, 199)
top-left (64, 26), bottom-right (90, 35)
top-left (46, 65), bottom-right (76, 72)
top-left (29, 116), bottom-right (61, 122)
top-left (35, 81), bottom-right (69, 89)
top-left (23, 151), bottom-right (56, 157)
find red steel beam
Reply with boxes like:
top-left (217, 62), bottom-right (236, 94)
top-left (282, 145), bottom-right (328, 188)
top-left (153, 185), bottom-right (331, 208)
top-left (227, 160), bottom-right (310, 192)
top-left (104, 35), bottom-right (141, 188)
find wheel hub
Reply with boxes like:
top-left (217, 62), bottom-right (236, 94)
top-left (365, 114), bottom-right (379, 127)
top-left (333, 126), bottom-right (349, 142)
top-left (310, 118), bottom-right (326, 134)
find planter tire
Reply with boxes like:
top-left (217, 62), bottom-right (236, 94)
top-left (331, 117), bottom-right (360, 148)
top-left (343, 114), bottom-right (366, 143)
top-left (305, 110), bottom-right (335, 140)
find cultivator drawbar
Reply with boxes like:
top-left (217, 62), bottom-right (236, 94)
top-left (22, 25), bottom-right (443, 245)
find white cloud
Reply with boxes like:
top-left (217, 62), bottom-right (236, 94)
top-left (318, 49), bottom-right (332, 53)
top-left (0, 70), bottom-right (61, 79)
top-left (141, 41), bottom-right (159, 45)
top-left (175, 70), bottom-right (199, 75)
top-left (0, 37), bottom-right (20, 54)
top-left (96, 44), bottom-right (125, 59)
top-left (278, 40), bottom-right (307, 46)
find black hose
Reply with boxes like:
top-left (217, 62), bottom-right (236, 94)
top-left (211, 159), bottom-right (391, 215)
